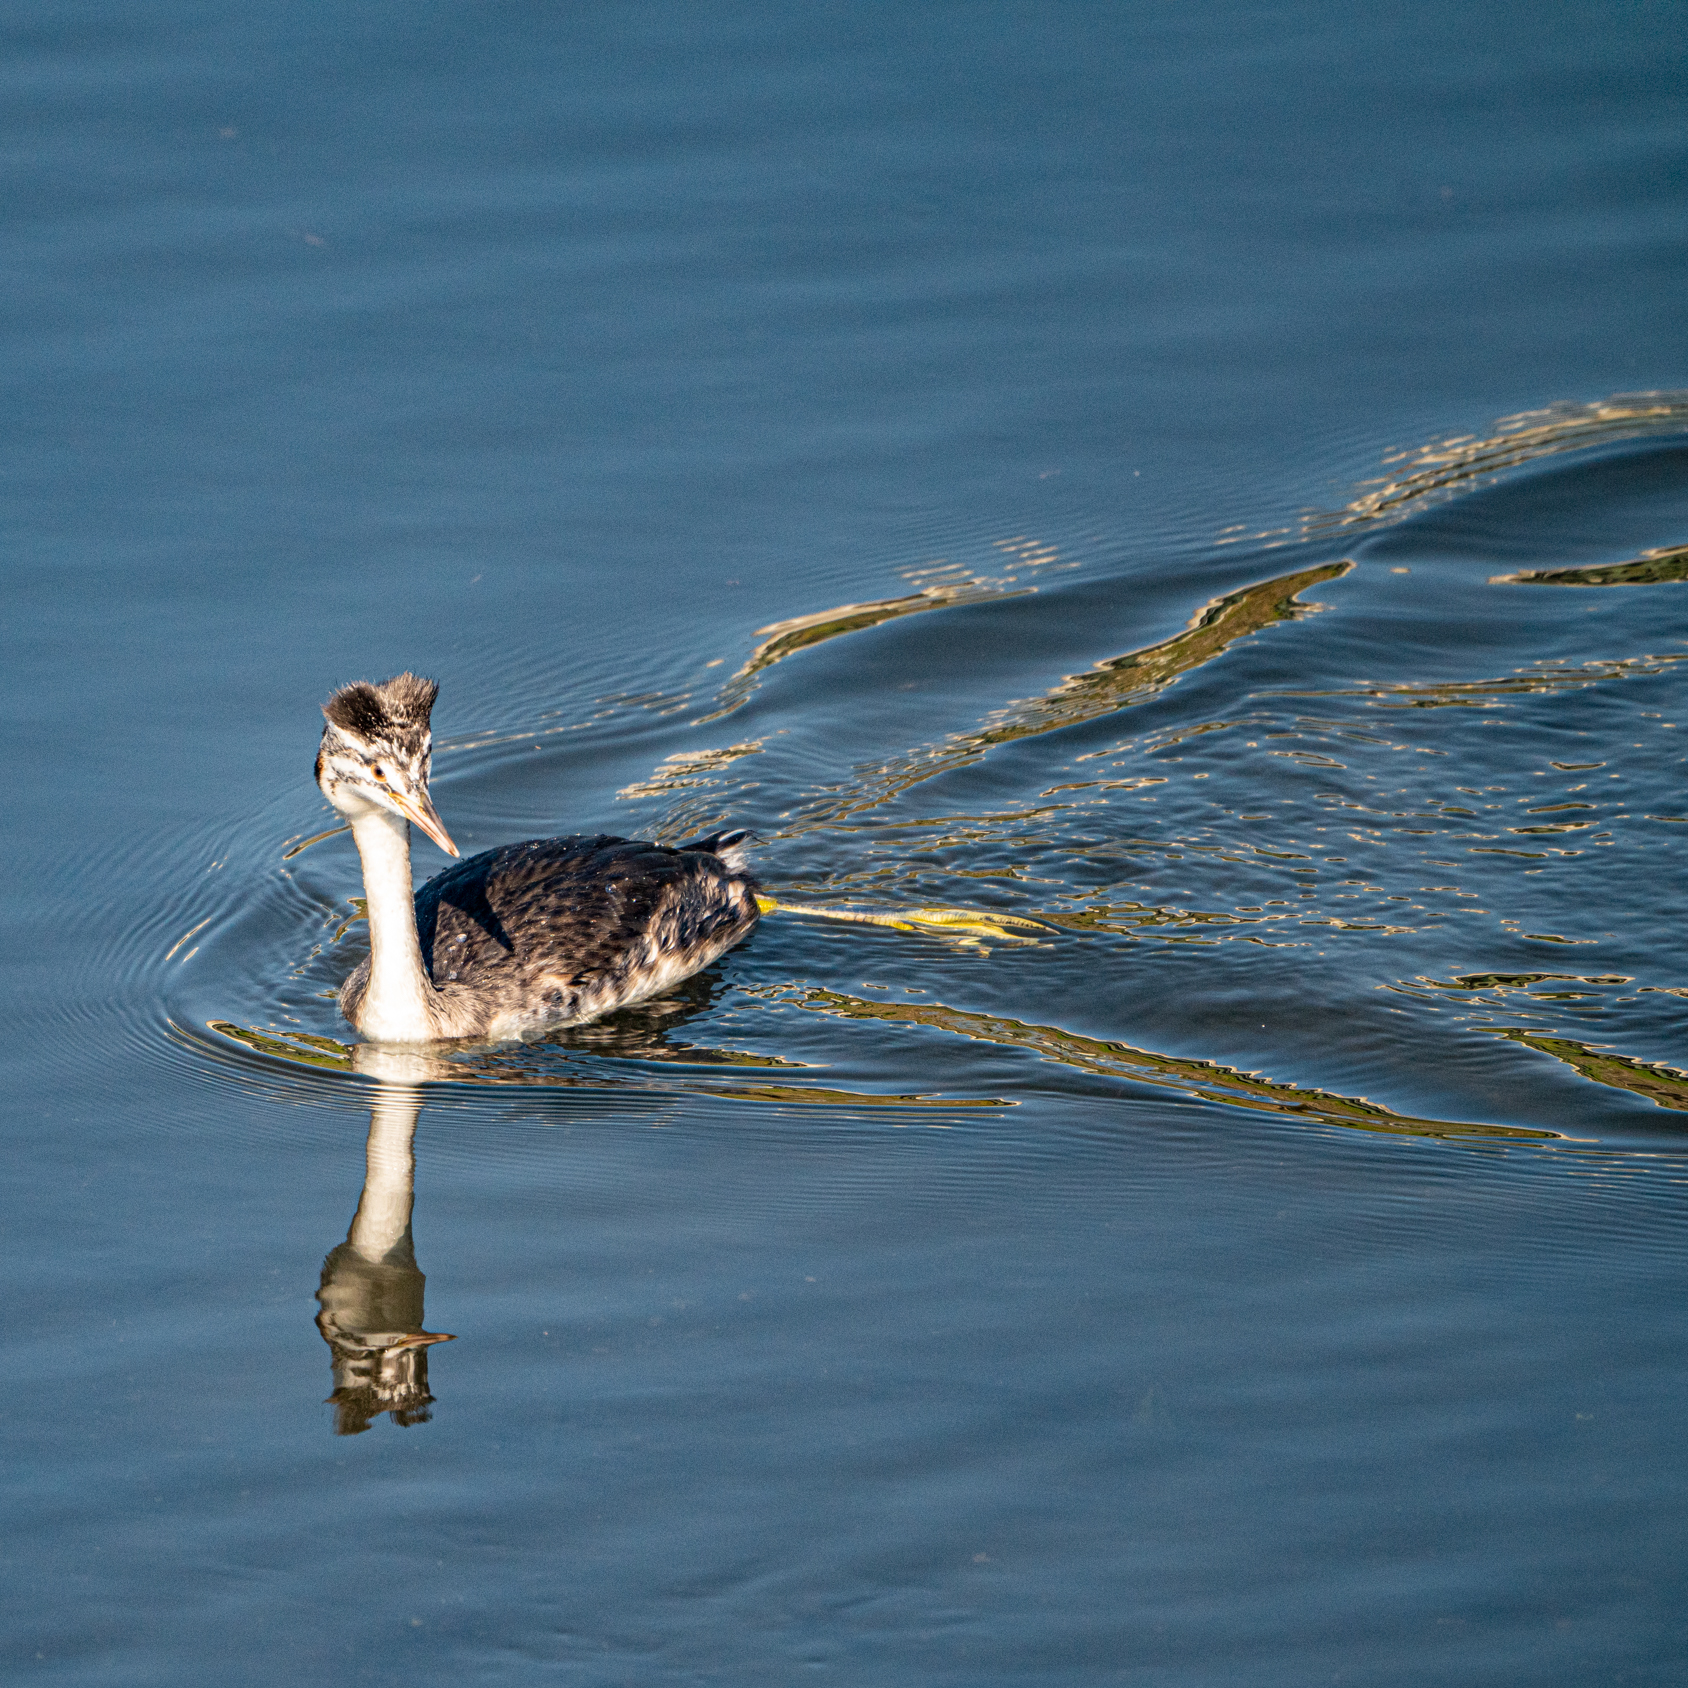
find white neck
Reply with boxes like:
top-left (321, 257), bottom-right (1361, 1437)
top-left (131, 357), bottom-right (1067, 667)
top-left (347, 1084), bottom-right (421, 1261)
top-left (349, 809), bottom-right (437, 1042)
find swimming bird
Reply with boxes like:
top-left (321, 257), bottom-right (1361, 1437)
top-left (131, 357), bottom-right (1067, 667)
top-left (315, 672), bottom-right (760, 1043)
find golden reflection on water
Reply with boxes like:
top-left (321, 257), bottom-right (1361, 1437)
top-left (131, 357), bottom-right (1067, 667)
top-left (209, 993), bottom-right (1605, 1143)
top-left (617, 741), bottom-right (765, 805)
top-left (207, 956), bottom-right (1688, 1149)
top-left (205, 1018), bottom-right (1004, 1109)
top-left (758, 986), bottom-right (1553, 1141)
top-left (280, 824), bottom-right (350, 861)
top-left (774, 560), bottom-right (1351, 837)
top-left (1493, 542), bottom-right (1688, 588)
top-left (1301, 391), bottom-right (1688, 538)
top-left (1496, 1031), bottom-right (1688, 1114)
top-left (696, 581), bottom-right (1012, 724)
top-left (1274, 651), bottom-right (1688, 712)
top-left (695, 537), bottom-right (1076, 725)
top-left (753, 892), bottom-right (1048, 951)
top-left (1034, 897), bottom-right (1415, 943)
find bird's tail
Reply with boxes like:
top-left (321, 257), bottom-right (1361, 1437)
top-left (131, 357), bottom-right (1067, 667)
top-left (675, 827), bottom-right (757, 872)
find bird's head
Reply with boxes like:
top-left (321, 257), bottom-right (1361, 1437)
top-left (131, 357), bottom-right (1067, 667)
top-left (315, 672), bottom-right (459, 856)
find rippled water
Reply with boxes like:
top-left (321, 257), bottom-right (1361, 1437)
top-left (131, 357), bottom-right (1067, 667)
top-left (6, 4), bottom-right (1688, 1683)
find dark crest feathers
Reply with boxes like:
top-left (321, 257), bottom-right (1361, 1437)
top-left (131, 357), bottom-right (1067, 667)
top-left (322, 672), bottom-right (440, 742)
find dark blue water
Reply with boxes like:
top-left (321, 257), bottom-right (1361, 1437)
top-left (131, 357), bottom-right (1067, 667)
top-left (5, 3), bottom-right (1688, 1682)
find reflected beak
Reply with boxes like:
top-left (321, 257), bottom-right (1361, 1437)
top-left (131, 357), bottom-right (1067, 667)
top-left (389, 1330), bottom-right (456, 1350)
top-left (392, 788), bottom-right (460, 857)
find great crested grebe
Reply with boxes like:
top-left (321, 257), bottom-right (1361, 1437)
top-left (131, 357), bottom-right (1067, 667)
top-left (316, 672), bottom-right (760, 1043)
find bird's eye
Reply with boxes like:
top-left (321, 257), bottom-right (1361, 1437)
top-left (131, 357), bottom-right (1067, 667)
top-left (374, 766), bottom-right (389, 782)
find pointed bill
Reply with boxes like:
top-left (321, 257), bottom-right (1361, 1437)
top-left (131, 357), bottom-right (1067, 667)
top-left (391, 789), bottom-right (460, 856)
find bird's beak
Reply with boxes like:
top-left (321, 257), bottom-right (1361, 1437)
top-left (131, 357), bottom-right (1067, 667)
top-left (392, 788), bottom-right (460, 857)
top-left (388, 1330), bottom-right (456, 1350)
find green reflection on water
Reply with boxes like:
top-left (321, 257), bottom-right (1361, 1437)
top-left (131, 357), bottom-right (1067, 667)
top-left (205, 1020), bottom-right (1003, 1109)
top-left (767, 988), bottom-right (1555, 1143)
top-left (698, 580), bottom-right (1013, 723)
top-left (1278, 650), bottom-right (1688, 710)
top-left (1495, 543), bottom-right (1688, 588)
top-left (780, 560), bottom-right (1353, 834)
top-left (1304, 392), bottom-right (1688, 537)
top-left (1497, 1029), bottom-right (1688, 1113)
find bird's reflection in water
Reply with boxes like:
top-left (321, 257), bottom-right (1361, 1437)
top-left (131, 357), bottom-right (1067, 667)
top-left (314, 981), bottom-right (741, 1434)
top-left (317, 1048), bottom-right (455, 1435)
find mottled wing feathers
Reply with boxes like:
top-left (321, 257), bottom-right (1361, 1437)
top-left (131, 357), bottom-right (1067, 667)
top-left (415, 834), bottom-right (759, 1010)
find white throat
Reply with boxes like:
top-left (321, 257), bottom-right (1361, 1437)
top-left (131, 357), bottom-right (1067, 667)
top-left (348, 809), bottom-right (437, 1042)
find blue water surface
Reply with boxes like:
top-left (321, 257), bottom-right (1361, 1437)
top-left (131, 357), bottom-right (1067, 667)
top-left (3, 2), bottom-right (1687, 1683)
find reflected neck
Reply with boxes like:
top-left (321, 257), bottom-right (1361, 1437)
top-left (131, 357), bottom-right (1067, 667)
top-left (349, 809), bottom-right (436, 1042)
top-left (347, 1085), bottom-right (421, 1261)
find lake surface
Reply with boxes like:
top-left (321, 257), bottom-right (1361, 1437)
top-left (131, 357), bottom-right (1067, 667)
top-left (4, 2), bottom-right (1687, 1682)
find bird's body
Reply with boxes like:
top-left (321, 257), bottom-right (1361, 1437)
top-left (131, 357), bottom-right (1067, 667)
top-left (338, 830), bottom-right (760, 1042)
top-left (315, 673), bottom-right (759, 1045)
